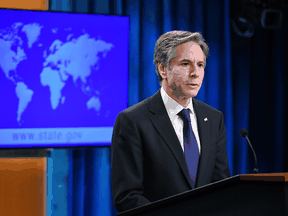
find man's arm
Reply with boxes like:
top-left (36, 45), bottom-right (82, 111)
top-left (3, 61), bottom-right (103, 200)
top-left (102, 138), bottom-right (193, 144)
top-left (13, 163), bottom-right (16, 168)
top-left (211, 112), bottom-right (231, 182)
top-left (111, 111), bottom-right (150, 212)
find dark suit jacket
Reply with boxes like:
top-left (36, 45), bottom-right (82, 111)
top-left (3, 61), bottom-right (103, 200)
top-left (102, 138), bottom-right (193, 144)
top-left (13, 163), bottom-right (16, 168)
top-left (111, 90), bottom-right (230, 212)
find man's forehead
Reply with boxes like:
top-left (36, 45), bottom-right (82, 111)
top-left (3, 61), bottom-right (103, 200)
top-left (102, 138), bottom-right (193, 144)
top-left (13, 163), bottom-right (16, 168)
top-left (174, 41), bottom-right (205, 60)
top-left (176, 41), bottom-right (202, 52)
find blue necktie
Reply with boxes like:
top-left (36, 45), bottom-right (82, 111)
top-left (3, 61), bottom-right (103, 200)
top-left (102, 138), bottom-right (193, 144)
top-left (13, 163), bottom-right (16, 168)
top-left (178, 109), bottom-right (199, 188)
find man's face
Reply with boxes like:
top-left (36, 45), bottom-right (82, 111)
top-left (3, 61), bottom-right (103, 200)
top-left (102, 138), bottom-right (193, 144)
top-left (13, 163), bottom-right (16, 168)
top-left (163, 41), bottom-right (205, 99)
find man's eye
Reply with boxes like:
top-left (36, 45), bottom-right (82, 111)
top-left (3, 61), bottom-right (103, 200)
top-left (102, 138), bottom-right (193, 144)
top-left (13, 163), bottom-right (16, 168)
top-left (198, 63), bottom-right (204, 68)
top-left (181, 62), bottom-right (189, 66)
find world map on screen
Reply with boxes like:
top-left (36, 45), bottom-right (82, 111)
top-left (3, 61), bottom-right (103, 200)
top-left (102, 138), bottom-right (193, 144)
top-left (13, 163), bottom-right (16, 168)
top-left (0, 22), bottom-right (113, 124)
top-left (0, 10), bottom-right (128, 146)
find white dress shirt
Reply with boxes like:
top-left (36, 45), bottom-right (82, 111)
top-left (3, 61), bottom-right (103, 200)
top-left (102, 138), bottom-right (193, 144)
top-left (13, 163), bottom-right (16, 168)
top-left (160, 87), bottom-right (201, 153)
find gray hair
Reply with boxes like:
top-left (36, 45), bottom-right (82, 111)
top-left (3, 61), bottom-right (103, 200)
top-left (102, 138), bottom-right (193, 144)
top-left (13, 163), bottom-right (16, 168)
top-left (153, 30), bottom-right (209, 85)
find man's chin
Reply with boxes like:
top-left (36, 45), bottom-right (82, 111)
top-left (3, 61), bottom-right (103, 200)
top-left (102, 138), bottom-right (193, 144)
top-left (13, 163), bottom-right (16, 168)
top-left (171, 88), bottom-right (199, 99)
top-left (185, 89), bottom-right (199, 98)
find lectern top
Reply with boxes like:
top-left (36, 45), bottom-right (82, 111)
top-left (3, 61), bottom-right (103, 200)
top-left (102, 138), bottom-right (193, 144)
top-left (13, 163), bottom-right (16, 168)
top-left (240, 173), bottom-right (288, 182)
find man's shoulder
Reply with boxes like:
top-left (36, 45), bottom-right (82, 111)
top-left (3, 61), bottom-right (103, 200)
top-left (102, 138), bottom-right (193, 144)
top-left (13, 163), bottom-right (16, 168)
top-left (126, 96), bottom-right (153, 113)
top-left (119, 93), bottom-right (157, 118)
top-left (193, 98), bottom-right (223, 115)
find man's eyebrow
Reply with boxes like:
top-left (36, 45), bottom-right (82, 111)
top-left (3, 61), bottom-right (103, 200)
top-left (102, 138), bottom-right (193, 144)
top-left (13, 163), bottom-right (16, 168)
top-left (180, 59), bottom-right (192, 62)
top-left (180, 59), bottom-right (205, 63)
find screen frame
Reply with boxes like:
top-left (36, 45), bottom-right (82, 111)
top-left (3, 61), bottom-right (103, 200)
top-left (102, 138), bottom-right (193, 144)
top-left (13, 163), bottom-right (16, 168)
top-left (0, 7), bottom-right (130, 149)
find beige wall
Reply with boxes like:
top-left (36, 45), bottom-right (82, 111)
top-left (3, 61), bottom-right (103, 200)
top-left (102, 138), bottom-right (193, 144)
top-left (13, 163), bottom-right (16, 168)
top-left (0, 0), bottom-right (47, 10)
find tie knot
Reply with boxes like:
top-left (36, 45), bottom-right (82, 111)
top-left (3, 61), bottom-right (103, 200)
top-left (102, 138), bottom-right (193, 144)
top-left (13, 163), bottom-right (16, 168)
top-left (178, 109), bottom-right (191, 122)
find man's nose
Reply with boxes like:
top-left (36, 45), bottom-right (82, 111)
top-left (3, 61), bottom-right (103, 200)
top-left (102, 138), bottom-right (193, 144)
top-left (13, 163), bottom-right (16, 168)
top-left (189, 64), bottom-right (199, 78)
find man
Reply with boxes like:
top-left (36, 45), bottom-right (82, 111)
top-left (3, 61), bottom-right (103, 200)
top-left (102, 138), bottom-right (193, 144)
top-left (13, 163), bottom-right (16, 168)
top-left (111, 30), bottom-right (230, 213)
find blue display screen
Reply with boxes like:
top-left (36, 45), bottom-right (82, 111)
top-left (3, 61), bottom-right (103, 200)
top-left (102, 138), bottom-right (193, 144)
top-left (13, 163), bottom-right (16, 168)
top-left (0, 9), bottom-right (129, 148)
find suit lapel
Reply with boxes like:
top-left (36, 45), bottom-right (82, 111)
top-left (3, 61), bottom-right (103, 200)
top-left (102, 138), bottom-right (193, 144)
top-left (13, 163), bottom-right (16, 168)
top-left (149, 90), bottom-right (193, 188)
top-left (192, 98), bottom-right (211, 187)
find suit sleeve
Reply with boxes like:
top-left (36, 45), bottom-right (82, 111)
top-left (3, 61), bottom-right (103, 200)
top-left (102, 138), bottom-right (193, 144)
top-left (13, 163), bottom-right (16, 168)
top-left (111, 111), bottom-right (150, 212)
top-left (211, 112), bottom-right (231, 182)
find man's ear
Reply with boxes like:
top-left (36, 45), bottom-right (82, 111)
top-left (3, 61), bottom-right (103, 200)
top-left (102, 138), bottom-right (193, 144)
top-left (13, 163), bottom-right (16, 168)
top-left (158, 63), bottom-right (167, 80)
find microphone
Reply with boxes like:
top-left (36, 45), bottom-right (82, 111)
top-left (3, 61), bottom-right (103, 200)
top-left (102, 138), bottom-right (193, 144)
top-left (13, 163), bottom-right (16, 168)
top-left (239, 128), bottom-right (259, 174)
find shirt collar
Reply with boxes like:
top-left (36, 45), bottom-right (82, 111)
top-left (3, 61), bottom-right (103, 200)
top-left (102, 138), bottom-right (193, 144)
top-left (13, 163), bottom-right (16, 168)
top-left (160, 87), bottom-right (195, 117)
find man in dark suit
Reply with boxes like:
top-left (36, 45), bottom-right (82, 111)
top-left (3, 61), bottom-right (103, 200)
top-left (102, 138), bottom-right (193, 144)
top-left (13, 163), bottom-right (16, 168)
top-left (111, 30), bottom-right (230, 213)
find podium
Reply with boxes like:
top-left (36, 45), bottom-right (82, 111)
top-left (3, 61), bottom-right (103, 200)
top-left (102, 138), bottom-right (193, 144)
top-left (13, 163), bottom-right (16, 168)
top-left (118, 173), bottom-right (288, 216)
top-left (0, 149), bottom-right (47, 216)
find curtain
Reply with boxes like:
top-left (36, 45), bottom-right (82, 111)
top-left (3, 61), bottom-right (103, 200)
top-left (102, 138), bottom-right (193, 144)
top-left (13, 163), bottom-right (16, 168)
top-left (247, 22), bottom-right (288, 173)
top-left (231, 9), bottom-right (288, 174)
top-left (49, 0), bottom-right (288, 215)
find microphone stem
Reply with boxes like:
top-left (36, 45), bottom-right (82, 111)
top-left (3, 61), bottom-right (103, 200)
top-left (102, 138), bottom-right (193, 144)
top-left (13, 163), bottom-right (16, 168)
top-left (245, 136), bottom-right (259, 174)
